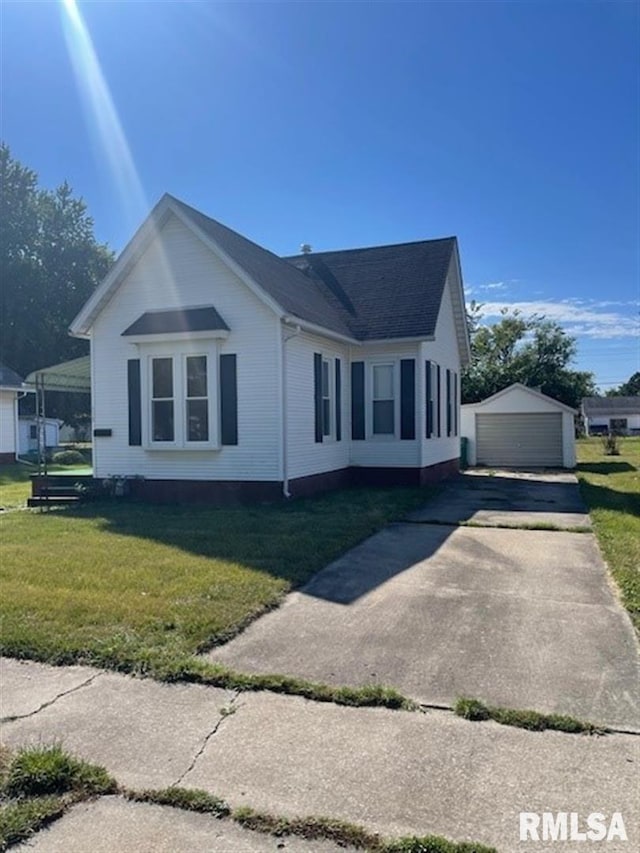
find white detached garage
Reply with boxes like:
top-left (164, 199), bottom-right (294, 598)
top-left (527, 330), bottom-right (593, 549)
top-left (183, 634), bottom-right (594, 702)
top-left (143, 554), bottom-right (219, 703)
top-left (461, 384), bottom-right (576, 469)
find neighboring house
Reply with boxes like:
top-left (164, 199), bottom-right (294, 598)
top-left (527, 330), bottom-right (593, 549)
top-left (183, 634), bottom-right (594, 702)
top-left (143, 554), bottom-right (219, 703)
top-left (0, 364), bottom-right (31, 464)
top-left (70, 194), bottom-right (470, 502)
top-left (461, 384), bottom-right (577, 469)
top-left (18, 417), bottom-right (61, 456)
top-left (581, 397), bottom-right (640, 436)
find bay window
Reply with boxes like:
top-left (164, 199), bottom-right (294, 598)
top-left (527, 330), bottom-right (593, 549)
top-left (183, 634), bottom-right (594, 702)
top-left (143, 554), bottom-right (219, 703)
top-left (142, 345), bottom-right (219, 449)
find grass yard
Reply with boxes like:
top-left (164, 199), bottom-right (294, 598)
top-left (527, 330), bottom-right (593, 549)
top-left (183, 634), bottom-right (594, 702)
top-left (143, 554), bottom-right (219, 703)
top-left (576, 436), bottom-right (640, 631)
top-left (0, 482), bottom-right (432, 691)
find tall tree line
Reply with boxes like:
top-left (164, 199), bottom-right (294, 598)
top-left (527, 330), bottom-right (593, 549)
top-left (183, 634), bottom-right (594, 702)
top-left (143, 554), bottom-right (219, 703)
top-left (0, 143), bottom-right (113, 379)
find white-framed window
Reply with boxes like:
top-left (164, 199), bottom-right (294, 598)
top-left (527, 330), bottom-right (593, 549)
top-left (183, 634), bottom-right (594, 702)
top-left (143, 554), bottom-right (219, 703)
top-left (151, 357), bottom-right (175, 442)
top-left (185, 354), bottom-right (209, 442)
top-left (142, 342), bottom-right (219, 450)
top-left (322, 357), bottom-right (332, 438)
top-left (371, 362), bottom-right (395, 436)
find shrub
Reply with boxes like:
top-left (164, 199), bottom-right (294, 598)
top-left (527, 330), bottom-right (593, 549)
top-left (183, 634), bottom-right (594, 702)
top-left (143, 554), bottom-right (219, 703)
top-left (51, 450), bottom-right (86, 466)
top-left (600, 434), bottom-right (621, 456)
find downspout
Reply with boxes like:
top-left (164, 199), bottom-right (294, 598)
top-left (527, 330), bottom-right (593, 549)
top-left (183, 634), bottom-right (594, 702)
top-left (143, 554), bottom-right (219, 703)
top-left (281, 320), bottom-right (301, 498)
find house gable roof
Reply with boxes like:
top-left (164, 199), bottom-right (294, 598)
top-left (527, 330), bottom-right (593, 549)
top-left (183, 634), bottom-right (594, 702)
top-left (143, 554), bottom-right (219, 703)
top-left (0, 363), bottom-right (25, 391)
top-left (71, 194), bottom-right (468, 358)
top-left (284, 237), bottom-right (457, 341)
top-left (582, 396), bottom-right (640, 416)
top-left (462, 383), bottom-right (577, 414)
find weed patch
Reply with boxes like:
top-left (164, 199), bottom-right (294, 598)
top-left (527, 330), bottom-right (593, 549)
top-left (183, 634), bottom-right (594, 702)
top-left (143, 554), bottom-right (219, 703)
top-left (124, 786), bottom-right (229, 817)
top-left (0, 745), bottom-right (116, 850)
top-left (454, 697), bottom-right (607, 734)
top-left (4, 744), bottom-right (115, 799)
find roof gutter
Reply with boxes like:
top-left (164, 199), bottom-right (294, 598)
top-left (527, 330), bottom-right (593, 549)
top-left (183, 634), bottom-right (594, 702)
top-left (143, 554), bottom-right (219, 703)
top-left (282, 315), bottom-right (358, 346)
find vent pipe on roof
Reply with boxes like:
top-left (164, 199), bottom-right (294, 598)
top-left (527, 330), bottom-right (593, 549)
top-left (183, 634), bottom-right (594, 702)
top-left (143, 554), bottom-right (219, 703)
top-left (300, 243), bottom-right (312, 255)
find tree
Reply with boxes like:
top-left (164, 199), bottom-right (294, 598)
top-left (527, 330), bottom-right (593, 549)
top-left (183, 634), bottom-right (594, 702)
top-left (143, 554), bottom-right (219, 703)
top-left (462, 306), bottom-right (596, 409)
top-left (0, 144), bottom-right (113, 376)
top-left (605, 371), bottom-right (640, 397)
top-left (0, 144), bottom-right (114, 423)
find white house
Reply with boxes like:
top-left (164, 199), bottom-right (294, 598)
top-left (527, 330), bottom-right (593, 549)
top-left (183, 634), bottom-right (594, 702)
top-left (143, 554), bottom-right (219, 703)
top-left (18, 417), bottom-right (61, 456)
top-left (0, 364), bottom-right (30, 464)
top-left (581, 397), bottom-right (640, 436)
top-left (461, 384), bottom-right (576, 469)
top-left (70, 194), bottom-right (470, 502)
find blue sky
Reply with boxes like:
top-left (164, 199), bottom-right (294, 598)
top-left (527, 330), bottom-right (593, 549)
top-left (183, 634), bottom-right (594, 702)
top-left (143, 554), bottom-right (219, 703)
top-left (2, 0), bottom-right (638, 390)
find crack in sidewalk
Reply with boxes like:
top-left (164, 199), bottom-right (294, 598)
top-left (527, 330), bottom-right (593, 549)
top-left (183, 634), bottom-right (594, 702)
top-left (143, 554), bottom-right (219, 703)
top-left (1, 671), bottom-right (104, 723)
top-left (172, 689), bottom-right (242, 787)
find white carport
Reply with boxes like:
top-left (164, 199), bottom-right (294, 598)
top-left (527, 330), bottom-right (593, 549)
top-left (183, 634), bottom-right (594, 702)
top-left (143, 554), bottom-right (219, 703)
top-left (25, 356), bottom-right (91, 394)
top-left (461, 383), bottom-right (576, 469)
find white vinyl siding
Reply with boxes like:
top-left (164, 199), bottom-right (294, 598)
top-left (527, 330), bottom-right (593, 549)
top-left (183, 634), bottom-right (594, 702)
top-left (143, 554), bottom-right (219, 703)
top-left (476, 412), bottom-right (563, 467)
top-left (285, 331), bottom-right (350, 480)
top-left (419, 272), bottom-right (463, 468)
top-left (349, 342), bottom-right (421, 468)
top-left (0, 391), bottom-right (17, 456)
top-left (91, 213), bottom-right (281, 481)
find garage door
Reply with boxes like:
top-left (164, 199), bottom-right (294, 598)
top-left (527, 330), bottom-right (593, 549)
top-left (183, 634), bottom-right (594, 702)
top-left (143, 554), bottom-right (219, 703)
top-left (476, 412), bottom-right (563, 467)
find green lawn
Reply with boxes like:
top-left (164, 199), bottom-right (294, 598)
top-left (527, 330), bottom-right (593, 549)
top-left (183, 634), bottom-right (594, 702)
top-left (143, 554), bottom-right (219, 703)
top-left (576, 436), bottom-right (640, 631)
top-left (0, 481), bottom-right (432, 683)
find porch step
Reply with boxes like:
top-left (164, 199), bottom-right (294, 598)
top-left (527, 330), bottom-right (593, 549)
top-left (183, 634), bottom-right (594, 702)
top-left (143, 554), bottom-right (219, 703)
top-left (31, 474), bottom-right (95, 498)
top-left (27, 496), bottom-right (80, 508)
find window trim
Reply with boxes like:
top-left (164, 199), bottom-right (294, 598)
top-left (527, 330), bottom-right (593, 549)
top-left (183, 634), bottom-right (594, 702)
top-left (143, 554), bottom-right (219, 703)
top-left (140, 341), bottom-right (220, 450)
top-left (368, 360), bottom-right (398, 439)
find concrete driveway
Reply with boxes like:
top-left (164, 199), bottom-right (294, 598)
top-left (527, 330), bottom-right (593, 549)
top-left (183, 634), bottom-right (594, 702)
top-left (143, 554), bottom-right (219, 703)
top-left (210, 471), bottom-right (640, 730)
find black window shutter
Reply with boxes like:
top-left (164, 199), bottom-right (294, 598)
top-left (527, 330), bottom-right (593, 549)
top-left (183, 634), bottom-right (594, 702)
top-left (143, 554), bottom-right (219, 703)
top-left (335, 358), bottom-right (342, 441)
top-left (400, 359), bottom-right (416, 440)
top-left (127, 359), bottom-right (142, 446)
top-left (453, 372), bottom-right (458, 436)
top-left (313, 353), bottom-right (323, 443)
top-left (425, 360), bottom-right (432, 438)
top-left (220, 354), bottom-right (238, 445)
top-left (446, 369), bottom-right (452, 436)
top-left (351, 361), bottom-right (365, 440)
top-left (437, 365), bottom-right (442, 437)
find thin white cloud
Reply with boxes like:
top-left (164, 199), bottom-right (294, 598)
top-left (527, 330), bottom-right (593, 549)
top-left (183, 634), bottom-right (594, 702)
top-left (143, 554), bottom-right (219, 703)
top-left (471, 299), bottom-right (640, 340)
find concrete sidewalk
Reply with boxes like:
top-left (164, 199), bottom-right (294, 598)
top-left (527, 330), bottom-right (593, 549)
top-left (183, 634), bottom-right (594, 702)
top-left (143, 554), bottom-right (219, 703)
top-left (2, 658), bottom-right (639, 852)
top-left (14, 796), bottom-right (344, 852)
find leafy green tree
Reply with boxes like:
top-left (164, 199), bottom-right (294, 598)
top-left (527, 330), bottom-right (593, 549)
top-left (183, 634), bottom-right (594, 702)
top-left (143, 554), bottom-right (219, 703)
top-left (462, 306), bottom-right (596, 409)
top-left (0, 143), bottom-right (113, 376)
top-left (0, 144), bottom-right (113, 423)
top-left (605, 371), bottom-right (640, 397)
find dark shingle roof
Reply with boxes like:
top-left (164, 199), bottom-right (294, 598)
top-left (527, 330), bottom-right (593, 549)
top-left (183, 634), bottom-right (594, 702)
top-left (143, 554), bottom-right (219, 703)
top-left (168, 196), bottom-right (455, 342)
top-left (168, 197), bottom-right (352, 338)
top-left (286, 239), bottom-right (456, 340)
top-left (583, 396), bottom-right (640, 416)
top-left (0, 363), bottom-right (25, 389)
top-left (123, 306), bottom-right (229, 336)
